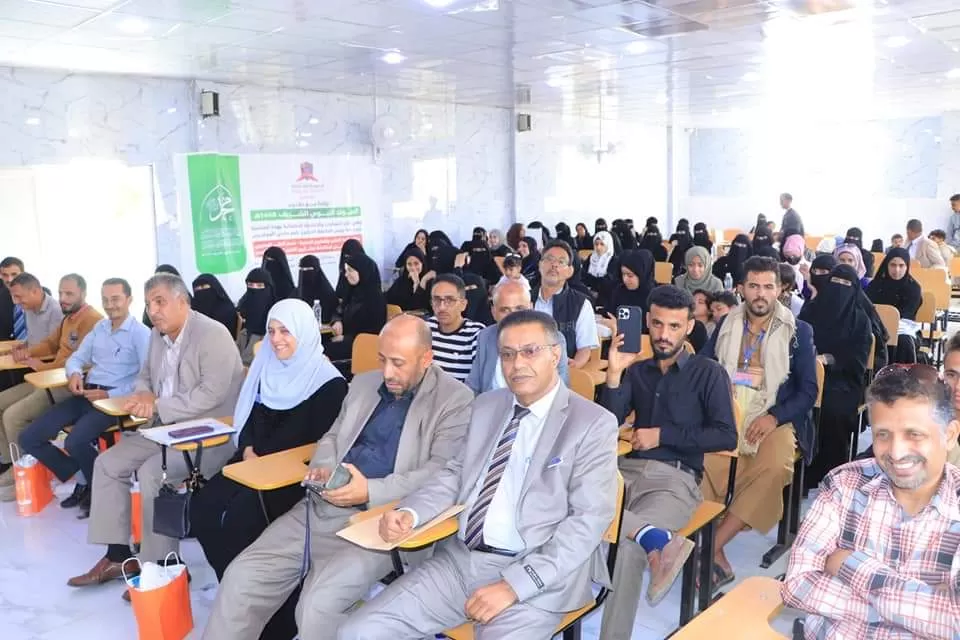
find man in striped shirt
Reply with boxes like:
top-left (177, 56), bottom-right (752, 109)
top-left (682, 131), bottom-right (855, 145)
top-left (425, 274), bottom-right (485, 382)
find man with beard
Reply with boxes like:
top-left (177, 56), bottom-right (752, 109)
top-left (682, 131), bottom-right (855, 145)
top-left (700, 256), bottom-right (817, 589)
top-left (597, 285), bottom-right (737, 640)
top-left (0, 273), bottom-right (102, 499)
top-left (783, 365), bottom-right (960, 639)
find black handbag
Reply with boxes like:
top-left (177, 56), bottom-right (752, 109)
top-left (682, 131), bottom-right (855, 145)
top-left (153, 442), bottom-right (205, 539)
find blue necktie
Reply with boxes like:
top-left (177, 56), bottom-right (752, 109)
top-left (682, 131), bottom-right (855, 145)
top-left (13, 304), bottom-right (25, 341)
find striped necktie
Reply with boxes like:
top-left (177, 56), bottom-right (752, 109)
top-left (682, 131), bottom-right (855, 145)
top-left (464, 404), bottom-right (530, 550)
top-left (12, 304), bottom-right (26, 341)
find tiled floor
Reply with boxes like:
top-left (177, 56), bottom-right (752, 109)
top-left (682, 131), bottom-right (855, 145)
top-left (0, 477), bottom-right (805, 640)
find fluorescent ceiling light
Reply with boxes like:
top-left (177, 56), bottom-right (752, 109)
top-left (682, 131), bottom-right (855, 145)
top-left (308, 117), bottom-right (320, 125)
top-left (885, 35), bottom-right (909, 48)
top-left (742, 71), bottom-right (760, 82)
top-left (947, 68), bottom-right (960, 79)
top-left (381, 51), bottom-right (406, 64)
top-left (624, 41), bottom-right (648, 55)
top-left (424, 0), bottom-right (456, 6)
top-left (117, 17), bottom-right (149, 34)
top-left (166, 107), bottom-right (177, 114)
top-left (25, 117), bottom-right (40, 125)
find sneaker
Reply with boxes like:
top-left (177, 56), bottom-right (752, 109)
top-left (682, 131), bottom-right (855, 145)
top-left (61, 483), bottom-right (89, 509)
top-left (646, 535), bottom-right (695, 606)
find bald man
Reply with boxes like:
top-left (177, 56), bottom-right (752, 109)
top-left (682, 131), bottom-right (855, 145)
top-left (204, 314), bottom-right (474, 640)
top-left (465, 281), bottom-right (569, 394)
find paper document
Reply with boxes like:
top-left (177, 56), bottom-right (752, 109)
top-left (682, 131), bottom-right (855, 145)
top-left (139, 419), bottom-right (235, 447)
top-left (337, 505), bottom-right (465, 551)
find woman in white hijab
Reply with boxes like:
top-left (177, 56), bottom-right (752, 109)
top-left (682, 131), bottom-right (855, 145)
top-left (191, 299), bottom-right (348, 638)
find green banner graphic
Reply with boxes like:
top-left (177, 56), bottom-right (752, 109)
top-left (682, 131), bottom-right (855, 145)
top-left (187, 154), bottom-right (247, 274)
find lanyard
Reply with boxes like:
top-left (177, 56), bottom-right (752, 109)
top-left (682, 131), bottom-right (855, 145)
top-left (742, 321), bottom-right (766, 369)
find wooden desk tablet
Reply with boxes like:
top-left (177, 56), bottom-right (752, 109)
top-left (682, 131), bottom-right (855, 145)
top-left (0, 340), bottom-right (22, 354)
top-left (222, 443), bottom-right (318, 490)
top-left (25, 368), bottom-right (69, 389)
top-left (93, 396), bottom-right (133, 416)
top-left (0, 354), bottom-right (29, 371)
top-left (670, 576), bottom-right (787, 639)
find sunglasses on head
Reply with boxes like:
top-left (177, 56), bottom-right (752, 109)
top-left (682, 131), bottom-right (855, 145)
top-left (875, 363), bottom-right (940, 384)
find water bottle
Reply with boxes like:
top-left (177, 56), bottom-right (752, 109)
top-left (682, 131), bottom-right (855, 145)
top-left (723, 273), bottom-right (733, 290)
top-left (312, 299), bottom-right (322, 325)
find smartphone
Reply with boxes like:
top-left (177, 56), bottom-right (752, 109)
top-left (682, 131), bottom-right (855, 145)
top-left (168, 425), bottom-right (214, 439)
top-left (303, 463), bottom-right (352, 494)
top-left (617, 306), bottom-right (644, 354)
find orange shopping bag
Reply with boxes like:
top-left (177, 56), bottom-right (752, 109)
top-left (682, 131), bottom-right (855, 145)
top-left (10, 444), bottom-right (53, 516)
top-left (131, 476), bottom-right (143, 545)
top-left (123, 554), bottom-right (194, 640)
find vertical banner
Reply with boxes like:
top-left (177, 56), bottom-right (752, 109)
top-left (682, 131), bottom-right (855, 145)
top-left (175, 154), bottom-right (381, 300)
top-left (187, 154), bottom-right (247, 274)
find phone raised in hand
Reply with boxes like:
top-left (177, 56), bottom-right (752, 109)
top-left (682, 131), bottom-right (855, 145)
top-left (616, 306), bottom-right (644, 354)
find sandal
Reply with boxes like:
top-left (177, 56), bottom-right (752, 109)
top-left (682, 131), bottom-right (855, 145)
top-left (711, 564), bottom-right (735, 592)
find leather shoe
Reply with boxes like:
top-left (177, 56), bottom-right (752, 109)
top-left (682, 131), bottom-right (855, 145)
top-left (68, 556), bottom-right (136, 587)
top-left (61, 483), bottom-right (89, 509)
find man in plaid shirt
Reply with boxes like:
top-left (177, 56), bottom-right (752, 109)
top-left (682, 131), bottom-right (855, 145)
top-left (783, 365), bottom-right (960, 639)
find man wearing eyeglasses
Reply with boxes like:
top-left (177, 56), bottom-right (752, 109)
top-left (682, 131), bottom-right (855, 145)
top-left (340, 309), bottom-right (619, 639)
top-left (465, 280), bottom-right (569, 394)
top-left (532, 240), bottom-right (599, 370)
top-left (783, 365), bottom-right (960, 639)
top-left (424, 273), bottom-right (485, 383)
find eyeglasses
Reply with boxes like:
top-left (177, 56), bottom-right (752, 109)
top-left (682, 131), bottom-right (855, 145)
top-left (542, 255), bottom-right (570, 267)
top-left (431, 296), bottom-right (462, 308)
top-left (499, 344), bottom-right (558, 362)
top-left (875, 363), bottom-right (940, 384)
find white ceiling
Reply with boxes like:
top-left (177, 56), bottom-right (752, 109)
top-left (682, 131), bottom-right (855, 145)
top-left (2, 0), bottom-right (960, 120)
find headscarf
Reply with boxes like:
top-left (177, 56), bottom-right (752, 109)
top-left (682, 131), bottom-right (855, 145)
top-left (574, 223), bottom-right (593, 250)
top-left (191, 274), bottom-right (236, 333)
top-left (506, 223), bottom-right (526, 251)
top-left (520, 236), bottom-right (541, 279)
top-left (343, 253), bottom-right (383, 306)
top-left (799, 264), bottom-right (870, 358)
top-left (555, 223), bottom-right (574, 248)
top-left (669, 228), bottom-right (694, 274)
top-left (613, 220), bottom-right (638, 251)
top-left (588, 231), bottom-right (615, 277)
top-left (718, 233), bottom-right (753, 285)
top-left (232, 299), bottom-right (343, 444)
top-left (336, 239), bottom-right (366, 299)
top-left (752, 227), bottom-right (775, 253)
top-left (394, 230), bottom-right (429, 268)
top-left (809, 254), bottom-right (838, 294)
top-left (693, 222), bottom-right (713, 251)
top-left (526, 221), bottom-right (551, 248)
top-left (465, 226), bottom-right (493, 276)
top-left (297, 255), bottom-right (337, 320)
top-left (595, 218), bottom-right (608, 234)
top-left (844, 227), bottom-right (874, 276)
top-left (866, 247), bottom-right (921, 319)
top-left (428, 230), bottom-right (457, 273)
top-left (487, 228), bottom-right (504, 251)
top-left (675, 246), bottom-right (723, 293)
top-left (237, 268), bottom-right (276, 336)
top-left (639, 225), bottom-right (664, 253)
top-left (261, 246), bottom-right (296, 299)
top-left (397, 245), bottom-right (427, 277)
top-left (781, 234), bottom-right (806, 265)
top-left (612, 249), bottom-right (656, 310)
top-left (644, 217), bottom-right (658, 232)
top-left (870, 239), bottom-right (884, 253)
top-left (752, 214), bottom-right (768, 234)
top-left (835, 243), bottom-right (866, 280)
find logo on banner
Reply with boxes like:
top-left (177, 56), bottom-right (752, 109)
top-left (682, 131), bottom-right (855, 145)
top-left (297, 161), bottom-right (319, 182)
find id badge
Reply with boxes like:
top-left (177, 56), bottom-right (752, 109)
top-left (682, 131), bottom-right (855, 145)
top-left (732, 370), bottom-right (753, 387)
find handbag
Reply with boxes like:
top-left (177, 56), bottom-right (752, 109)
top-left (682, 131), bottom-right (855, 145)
top-left (153, 442), bottom-right (205, 539)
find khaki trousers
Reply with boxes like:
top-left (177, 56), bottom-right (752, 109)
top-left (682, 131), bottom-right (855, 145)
top-left (87, 431), bottom-right (235, 562)
top-left (598, 458), bottom-right (702, 640)
top-left (701, 424), bottom-right (796, 533)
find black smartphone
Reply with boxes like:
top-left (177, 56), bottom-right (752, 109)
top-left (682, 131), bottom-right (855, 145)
top-left (617, 306), bottom-right (644, 354)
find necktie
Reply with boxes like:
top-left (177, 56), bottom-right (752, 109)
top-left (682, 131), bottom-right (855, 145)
top-left (464, 404), bottom-right (530, 550)
top-left (13, 304), bottom-right (26, 341)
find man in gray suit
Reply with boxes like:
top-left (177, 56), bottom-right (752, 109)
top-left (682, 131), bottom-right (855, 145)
top-left (465, 280), bottom-right (569, 394)
top-left (339, 310), bottom-right (619, 640)
top-left (68, 273), bottom-right (244, 593)
top-left (203, 314), bottom-right (473, 640)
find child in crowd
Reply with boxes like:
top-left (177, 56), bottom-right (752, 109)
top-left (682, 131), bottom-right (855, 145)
top-left (496, 253), bottom-right (530, 293)
top-left (929, 229), bottom-right (956, 265)
top-left (692, 289), bottom-right (714, 335)
top-left (709, 290), bottom-right (738, 322)
top-left (889, 233), bottom-right (904, 251)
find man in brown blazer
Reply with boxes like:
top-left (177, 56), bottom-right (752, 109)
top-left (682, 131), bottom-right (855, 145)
top-left (203, 314), bottom-right (474, 640)
top-left (68, 273), bottom-right (244, 594)
top-left (906, 218), bottom-right (946, 269)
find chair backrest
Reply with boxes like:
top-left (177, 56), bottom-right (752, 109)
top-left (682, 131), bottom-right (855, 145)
top-left (578, 249), bottom-right (592, 261)
top-left (386, 304), bottom-right (403, 320)
top-left (253, 340), bottom-right (262, 357)
top-left (951, 256), bottom-right (960, 279)
top-left (815, 359), bottom-right (825, 408)
top-left (910, 258), bottom-right (921, 272)
top-left (874, 304), bottom-right (900, 346)
top-left (604, 472), bottom-right (626, 544)
top-left (916, 291), bottom-right (937, 324)
top-left (722, 229), bottom-right (743, 242)
top-left (871, 252), bottom-right (884, 276)
top-left (568, 367), bottom-right (594, 400)
top-left (350, 333), bottom-right (380, 375)
top-left (925, 277), bottom-right (951, 312)
top-left (804, 235), bottom-right (822, 251)
top-left (654, 262), bottom-right (672, 284)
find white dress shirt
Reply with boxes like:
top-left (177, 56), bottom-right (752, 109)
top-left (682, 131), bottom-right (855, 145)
top-left (534, 293), bottom-right (600, 351)
top-left (464, 381), bottom-right (562, 552)
top-left (158, 316), bottom-right (187, 399)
